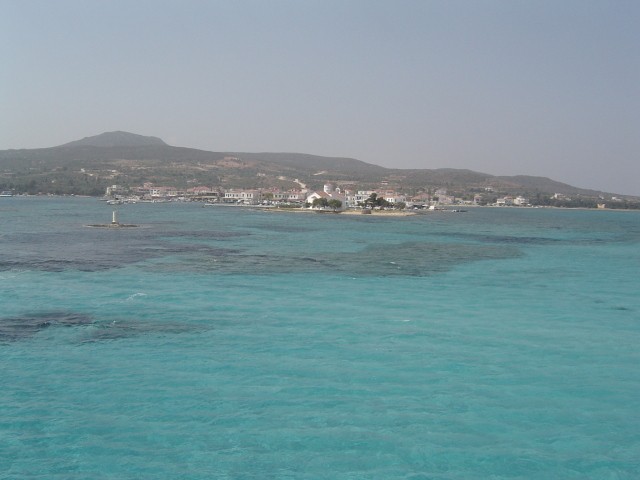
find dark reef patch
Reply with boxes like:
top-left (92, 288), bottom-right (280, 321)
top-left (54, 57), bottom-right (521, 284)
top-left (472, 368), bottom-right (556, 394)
top-left (76, 320), bottom-right (197, 343)
top-left (161, 230), bottom-right (248, 240)
top-left (156, 241), bottom-right (522, 277)
top-left (0, 311), bottom-right (93, 341)
top-left (432, 232), bottom-right (563, 245)
top-left (0, 311), bottom-right (199, 343)
top-left (348, 241), bottom-right (522, 277)
top-left (0, 228), bottom-right (239, 272)
top-left (248, 224), bottom-right (317, 234)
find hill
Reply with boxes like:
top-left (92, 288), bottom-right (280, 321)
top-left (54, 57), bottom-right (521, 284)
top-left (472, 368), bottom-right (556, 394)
top-left (0, 131), bottom-right (634, 200)
top-left (60, 131), bottom-right (167, 148)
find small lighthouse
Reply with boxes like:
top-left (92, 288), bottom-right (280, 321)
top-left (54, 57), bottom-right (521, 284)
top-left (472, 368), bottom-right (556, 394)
top-left (87, 209), bottom-right (137, 228)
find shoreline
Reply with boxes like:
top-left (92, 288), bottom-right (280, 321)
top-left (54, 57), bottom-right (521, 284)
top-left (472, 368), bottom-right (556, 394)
top-left (262, 207), bottom-right (417, 216)
top-left (5, 195), bottom-right (639, 212)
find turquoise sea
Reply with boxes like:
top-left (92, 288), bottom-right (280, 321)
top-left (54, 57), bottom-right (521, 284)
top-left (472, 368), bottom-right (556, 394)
top-left (1, 197), bottom-right (639, 479)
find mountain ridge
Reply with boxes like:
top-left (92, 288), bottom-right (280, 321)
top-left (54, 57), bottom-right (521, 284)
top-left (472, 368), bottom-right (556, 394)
top-left (0, 131), bottom-right (635, 200)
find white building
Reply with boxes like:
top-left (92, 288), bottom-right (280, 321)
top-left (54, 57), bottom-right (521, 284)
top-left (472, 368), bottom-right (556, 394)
top-left (270, 191), bottom-right (306, 203)
top-left (385, 194), bottom-right (407, 204)
top-left (496, 196), bottom-right (514, 206)
top-left (150, 186), bottom-right (179, 198)
top-left (224, 189), bottom-right (263, 204)
top-left (306, 190), bottom-right (346, 210)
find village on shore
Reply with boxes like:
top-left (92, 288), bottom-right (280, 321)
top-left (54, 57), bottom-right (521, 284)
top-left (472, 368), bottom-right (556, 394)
top-left (102, 180), bottom-right (621, 212)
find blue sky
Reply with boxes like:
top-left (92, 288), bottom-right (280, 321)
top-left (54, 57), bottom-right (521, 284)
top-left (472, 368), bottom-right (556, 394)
top-left (2, 0), bottom-right (638, 195)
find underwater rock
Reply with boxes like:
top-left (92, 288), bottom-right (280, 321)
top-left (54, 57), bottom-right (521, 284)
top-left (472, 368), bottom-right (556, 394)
top-left (0, 311), bottom-right (197, 343)
top-left (78, 320), bottom-right (196, 343)
top-left (0, 311), bottom-right (93, 341)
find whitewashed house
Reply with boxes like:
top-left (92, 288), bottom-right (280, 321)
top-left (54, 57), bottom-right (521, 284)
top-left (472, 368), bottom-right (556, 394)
top-left (224, 189), bottom-right (263, 204)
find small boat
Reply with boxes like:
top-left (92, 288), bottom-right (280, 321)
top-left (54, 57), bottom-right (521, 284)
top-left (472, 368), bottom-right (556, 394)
top-left (0, 191), bottom-right (13, 197)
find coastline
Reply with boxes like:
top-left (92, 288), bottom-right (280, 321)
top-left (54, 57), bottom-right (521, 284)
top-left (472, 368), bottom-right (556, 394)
top-left (262, 207), bottom-right (417, 216)
top-left (5, 195), bottom-right (639, 213)
top-left (339, 209), bottom-right (416, 216)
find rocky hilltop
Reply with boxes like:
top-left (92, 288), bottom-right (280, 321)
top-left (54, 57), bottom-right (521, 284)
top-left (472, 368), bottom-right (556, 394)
top-left (60, 131), bottom-right (167, 148)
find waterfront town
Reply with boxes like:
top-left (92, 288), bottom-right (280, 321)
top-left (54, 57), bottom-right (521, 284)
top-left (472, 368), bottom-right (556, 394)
top-left (102, 181), bottom-right (622, 210)
top-left (2, 132), bottom-right (637, 210)
top-left (103, 181), bottom-right (526, 209)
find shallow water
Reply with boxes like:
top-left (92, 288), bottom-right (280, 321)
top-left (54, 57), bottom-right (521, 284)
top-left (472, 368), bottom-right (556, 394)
top-left (1, 198), bottom-right (639, 478)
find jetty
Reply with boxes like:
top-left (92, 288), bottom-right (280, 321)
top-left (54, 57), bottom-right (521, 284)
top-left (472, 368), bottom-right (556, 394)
top-left (87, 210), bottom-right (138, 228)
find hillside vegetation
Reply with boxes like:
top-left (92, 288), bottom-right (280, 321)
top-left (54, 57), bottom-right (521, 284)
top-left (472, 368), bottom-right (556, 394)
top-left (0, 131), bottom-right (632, 200)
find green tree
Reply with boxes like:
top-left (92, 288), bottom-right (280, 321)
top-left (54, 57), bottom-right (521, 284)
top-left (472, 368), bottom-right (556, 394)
top-left (365, 192), bottom-right (379, 207)
top-left (312, 197), bottom-right (329, 208)
top-left (365, 192), bottom-right (390, 208)
top-left (327, 199), bottom-right (342, 211)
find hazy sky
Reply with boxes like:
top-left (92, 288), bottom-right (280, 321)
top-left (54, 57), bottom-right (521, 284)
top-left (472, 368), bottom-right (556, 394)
top-left (2, 1), bottom-right (639, 195)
